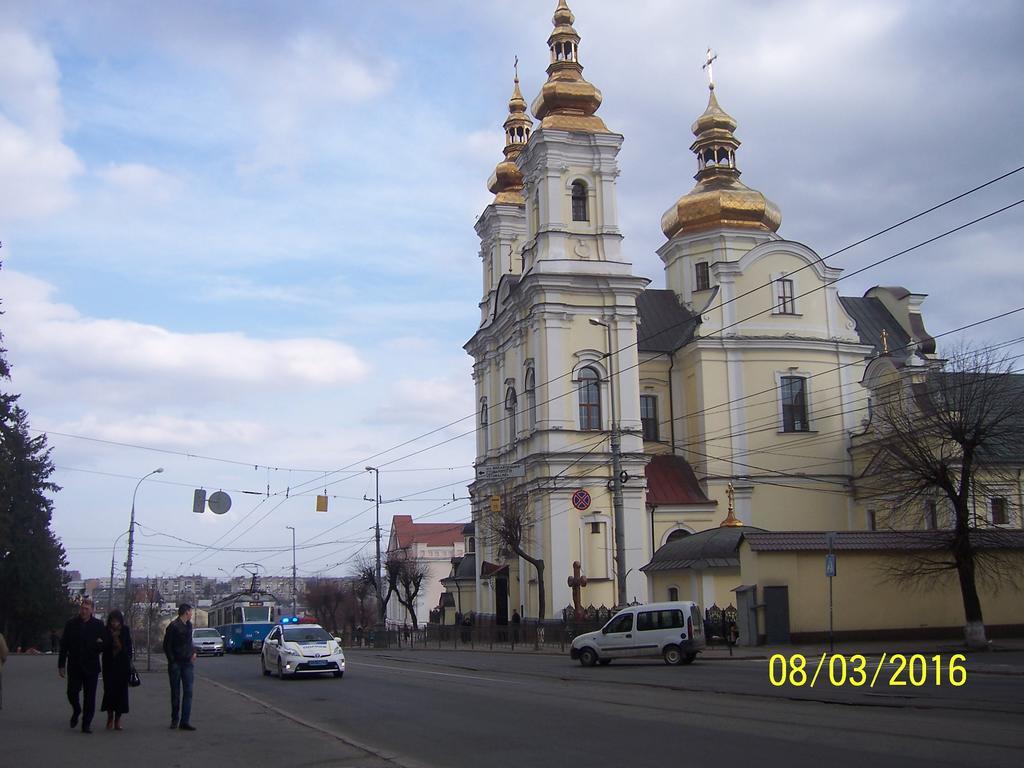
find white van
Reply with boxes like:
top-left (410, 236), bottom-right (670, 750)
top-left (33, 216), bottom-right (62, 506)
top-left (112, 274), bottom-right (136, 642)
top-left (570, 601), bottom-right (705, 666)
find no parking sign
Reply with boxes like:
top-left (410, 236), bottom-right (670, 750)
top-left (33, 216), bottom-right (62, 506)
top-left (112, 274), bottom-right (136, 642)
top-left (571, 489), bottom-right (591, 511)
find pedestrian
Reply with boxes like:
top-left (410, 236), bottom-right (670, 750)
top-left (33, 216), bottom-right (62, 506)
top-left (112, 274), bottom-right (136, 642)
top-left (101, 609), bottom-right (133, 731)
top-left (50, 629), bottom-right (59, 655)
top-left (511, 610), bottom-right (521, 644)
top-left (0, 629), bottom-right (9, 710)
top-left (162, 603), bottom-right (197, 731)
top-left (58, 596), bottom-right (105, 733)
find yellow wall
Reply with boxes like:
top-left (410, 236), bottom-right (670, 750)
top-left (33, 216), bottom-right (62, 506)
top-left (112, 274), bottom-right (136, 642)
top-left (739, 544), bottom-right (1024, 635)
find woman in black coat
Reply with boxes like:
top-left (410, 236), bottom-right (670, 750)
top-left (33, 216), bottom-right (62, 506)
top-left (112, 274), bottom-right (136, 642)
top-left (101, 610), bottom-right (133, 730)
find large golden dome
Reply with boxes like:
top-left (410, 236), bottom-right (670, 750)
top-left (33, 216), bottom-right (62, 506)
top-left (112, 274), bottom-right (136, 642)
top-left (530, 1), bottom-right (608, 133)
top-left (661, 87), bottom-right (781, 239)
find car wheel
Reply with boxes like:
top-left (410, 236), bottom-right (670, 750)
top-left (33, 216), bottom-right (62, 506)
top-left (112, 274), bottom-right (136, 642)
top-left (663, 645), bottom-right (683, 666)
top-left (681, 653), bottom-right (697, 665)
top-left (261, 656), bottom-right (270, 677)
top-left (598, 658), bottom-right (612, 666)
top-left (277, 659), bottom-right (285, 679)
top-left (578, 647), bottom-right (598, 667)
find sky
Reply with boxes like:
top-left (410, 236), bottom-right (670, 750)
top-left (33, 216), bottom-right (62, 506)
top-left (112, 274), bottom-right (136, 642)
top-left (1, 1), bottom-right (1022, 581)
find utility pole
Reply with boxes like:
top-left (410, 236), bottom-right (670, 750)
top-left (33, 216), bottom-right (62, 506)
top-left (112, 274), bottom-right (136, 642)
top-left (286, 525), bottom-right (297, 616)
top-left (590, 318), bottom-right (628, 608)
top-left (123, 468), bottom-right (164, 623)
top-left (365, 467), bottom-right (384, 640)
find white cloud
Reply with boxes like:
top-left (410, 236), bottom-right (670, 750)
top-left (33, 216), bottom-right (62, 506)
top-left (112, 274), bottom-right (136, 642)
top-left (0, 27), bottom-right (82, 220)
top-left (98, 162), bottom-right (182, 202)
top-left (2, 270), bottom-right (370, 393)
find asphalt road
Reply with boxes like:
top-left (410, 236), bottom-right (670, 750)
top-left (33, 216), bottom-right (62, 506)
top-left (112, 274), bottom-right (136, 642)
top-left (198, 648), bottom-right (1024, 768)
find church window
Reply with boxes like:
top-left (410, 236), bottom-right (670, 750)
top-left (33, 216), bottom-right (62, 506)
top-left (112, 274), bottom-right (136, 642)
top-left (640, 395), bottom-right (659, 441)
top-left (505, 386), bottom-right (518, 443)
top-left (925, 500), bottom-right (938, 530)
top-left (867, 509), bottom-right (877, 531)
top-left (695, 262), bottom-right (710, 291)
top-left (991, 497), bottom-right (1008, 525)
top-left (525, 367), bottom-right (537, 429)
top-left (571, 181), bottom-right (589, 222)
top-left (578, 366), bottom-right (602, 430)
top-left (480, 398), bottom-right (489, 453)
top-left (667, 587), bottom-right (679, 601)
top-left (780, 376), bottom-right (809, 432)
top-left (590, 522), bottom-right (601, 534)
top-left (775, 278), bottom-right (796, 314)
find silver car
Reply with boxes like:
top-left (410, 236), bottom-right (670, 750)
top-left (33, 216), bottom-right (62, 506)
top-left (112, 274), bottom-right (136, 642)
top-left (193, 627), bottom-right (225, 656)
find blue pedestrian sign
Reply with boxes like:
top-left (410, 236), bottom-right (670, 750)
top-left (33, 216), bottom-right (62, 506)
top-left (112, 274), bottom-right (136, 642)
top-left (825, 553), bottom-right (837, 577)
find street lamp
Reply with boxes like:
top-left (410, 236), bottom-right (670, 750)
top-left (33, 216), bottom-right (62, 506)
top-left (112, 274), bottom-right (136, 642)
top-left (109, 529), bottom-right (130, 613)
top-left (365, 466), bottom-right (384, 643)
top-left (589, 317), bottom-right (628, 608)
top-left (286, 525), bottom-right (297, 616)
top-left (123, 468), bottom-right (164, 619)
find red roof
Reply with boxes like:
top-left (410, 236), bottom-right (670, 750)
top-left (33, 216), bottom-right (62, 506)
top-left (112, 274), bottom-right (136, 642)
top-left (645, 455), bottom-right (715, 506)
top-left (391, 515), bottom-right (464, 548)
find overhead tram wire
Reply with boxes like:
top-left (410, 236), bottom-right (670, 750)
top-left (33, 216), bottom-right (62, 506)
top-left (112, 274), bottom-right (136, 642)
top-left (277, 196), bottom-right (1024, 502)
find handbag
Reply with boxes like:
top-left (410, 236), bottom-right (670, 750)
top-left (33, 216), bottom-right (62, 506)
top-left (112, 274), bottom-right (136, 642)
top-left (128, 665), bottom-right (141, 688)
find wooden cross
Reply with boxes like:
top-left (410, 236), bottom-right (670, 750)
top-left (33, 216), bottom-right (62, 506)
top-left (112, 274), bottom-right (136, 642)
top-left (703, 48), bottom-right (718, 90)
top-left (567, 560), bottom-right (588, 620)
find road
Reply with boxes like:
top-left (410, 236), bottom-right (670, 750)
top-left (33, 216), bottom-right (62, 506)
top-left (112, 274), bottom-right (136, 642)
top-left (198, 648), bottom-right (1024, 768)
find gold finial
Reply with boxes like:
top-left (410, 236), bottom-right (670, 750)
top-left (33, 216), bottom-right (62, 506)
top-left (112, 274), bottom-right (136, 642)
top-left (720, 482), bottom-right (742, 527)
top-left (702, 48), bottom-right (718, 91)
top-left (880, 328), bottom-right (890, 355)
top-left (487, 62), bottom-right (534, 204)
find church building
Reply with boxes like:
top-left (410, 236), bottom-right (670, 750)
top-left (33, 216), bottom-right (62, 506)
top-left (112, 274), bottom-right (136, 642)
top-left (460, 1), bottom-right (1024, 641)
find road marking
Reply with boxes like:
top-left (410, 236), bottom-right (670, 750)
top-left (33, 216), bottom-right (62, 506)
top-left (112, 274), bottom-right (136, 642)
top-left (357, 661), bottom-right (525, 685)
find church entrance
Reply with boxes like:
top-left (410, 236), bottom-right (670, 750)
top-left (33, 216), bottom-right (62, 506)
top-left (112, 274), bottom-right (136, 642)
top-left (494, 575), bottom-right (509, 626)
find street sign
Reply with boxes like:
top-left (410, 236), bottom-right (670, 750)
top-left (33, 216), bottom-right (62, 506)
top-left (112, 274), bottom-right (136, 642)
top-left (475, 464), bottom-right (525, 481)
top-left (316, 494), bottom-right (329, 513)
top-left (825, 553), bottom-right (837, 577)
top-left (489, 496), bottom-right (501, 513)
top-left (571, 489), bottom-right (592, 511)
top-left (192, 489), bottom-right (206, 514)
top-left (208, 491), bottom-right (232, 515)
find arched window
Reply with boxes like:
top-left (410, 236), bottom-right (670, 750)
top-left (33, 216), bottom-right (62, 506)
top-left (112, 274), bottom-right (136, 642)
top-left (578, 366), bottom-right (601, 430)
top-left (571, 180), bottom-right (589, 222)
top-left (525, 367), bottom-right (537, 429)
top-left (479, 398), bottom-right (489, 453)
top-left (504, 386), bottom-right (518, 443)
top-left (668, 587), bottom-right (679, 602)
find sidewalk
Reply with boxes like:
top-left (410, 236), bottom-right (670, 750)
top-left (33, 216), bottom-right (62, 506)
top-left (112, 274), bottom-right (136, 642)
top-left (0, 655), bottom-right (398, 767)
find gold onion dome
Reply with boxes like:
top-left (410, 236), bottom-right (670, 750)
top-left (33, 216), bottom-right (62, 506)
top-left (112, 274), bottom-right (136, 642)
top-left (488, 70), bottom-right (533, 204)
top-left (530, 1), bottom-right (608, 133)
top-left (661, 85), bottom-right (781, 239)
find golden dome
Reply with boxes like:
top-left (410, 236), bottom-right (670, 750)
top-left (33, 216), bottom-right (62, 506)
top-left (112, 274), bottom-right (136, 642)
top-left (661, 87), bottom-right (781, 239)
top-left (488, 69), bottom-right (534, 204)
top-left (530, 1), bottom-right (608, 133)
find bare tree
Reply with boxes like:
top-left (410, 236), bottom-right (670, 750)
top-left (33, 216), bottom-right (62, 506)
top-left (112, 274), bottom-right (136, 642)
top-left (482, 484), bottom-right (546, 621)
top-left (352, 554), bottom-right (396, 625)
top-left (854, 347), bottom-right (1023, 648)
top-left (392, 551), bottom-right (430, 629)
top-left (304, 578), bottom-right (346, 634)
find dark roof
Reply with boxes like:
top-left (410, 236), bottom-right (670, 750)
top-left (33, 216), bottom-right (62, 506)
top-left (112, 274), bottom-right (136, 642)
top-left (645, 455), bottom-right (715, 506)
top-left (454, 553), bottom-right (476, 580)
top-left (743, 529), bottom-right (1024, 552)
top-left (439, 592), bottom-right (455, 608)
top-left (642, 526), bottom-right (765, 571)
top-left (839, 296), bottom-right (911, 360)
top-left (462, 522), bottom-right (475, 536)
top-left (636, 289), bottom-right (699, 353)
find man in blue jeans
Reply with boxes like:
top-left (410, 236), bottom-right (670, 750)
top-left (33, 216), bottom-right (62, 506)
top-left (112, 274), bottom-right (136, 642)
top-left (162, 603), bottom-right (197, 731)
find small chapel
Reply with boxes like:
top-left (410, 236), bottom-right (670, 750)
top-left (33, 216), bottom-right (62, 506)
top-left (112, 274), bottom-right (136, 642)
top-left (453, 1), bottom-right (1024, 643)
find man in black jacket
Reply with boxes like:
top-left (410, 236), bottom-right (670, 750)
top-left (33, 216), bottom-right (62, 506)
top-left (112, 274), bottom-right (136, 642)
top-left (163, 603), bottom-right (197, 730)
top-left (58, 597), bottom-right (105, 733)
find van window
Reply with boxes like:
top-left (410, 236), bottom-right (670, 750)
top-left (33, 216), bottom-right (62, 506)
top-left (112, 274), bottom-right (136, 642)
top-left (605, 613), bottom-right (633, 634)
top-left (637, 610), bottom-right (684, 631)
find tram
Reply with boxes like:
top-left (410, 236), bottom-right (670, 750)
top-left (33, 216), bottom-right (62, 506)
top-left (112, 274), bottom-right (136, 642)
top-left (209, 589), bottom-right (280, 653)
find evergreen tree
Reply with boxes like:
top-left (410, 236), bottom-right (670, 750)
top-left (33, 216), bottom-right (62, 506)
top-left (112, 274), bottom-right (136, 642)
top-left (0, 265), bottom-right (70, 648)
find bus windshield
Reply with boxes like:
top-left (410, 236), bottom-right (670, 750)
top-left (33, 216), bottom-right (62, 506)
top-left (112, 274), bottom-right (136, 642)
top-left (242, 607), bottom-right (272, 623)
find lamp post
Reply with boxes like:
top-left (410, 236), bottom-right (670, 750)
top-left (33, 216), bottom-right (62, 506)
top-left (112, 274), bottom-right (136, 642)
top-left (109, 529), bottom-right (130, 613)
top-left (286, 525), bottom-right (297, 616)
top-left (365, 466), bottom-right (385, 643)
top-left (590, 318), bottom-right (627, 608)
top-left (123, 468), bottom-right (164, 621)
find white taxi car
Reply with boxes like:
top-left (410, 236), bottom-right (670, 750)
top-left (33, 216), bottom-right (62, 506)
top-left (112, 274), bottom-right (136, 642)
top-left (261, 620), bottom-right (345, 679)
